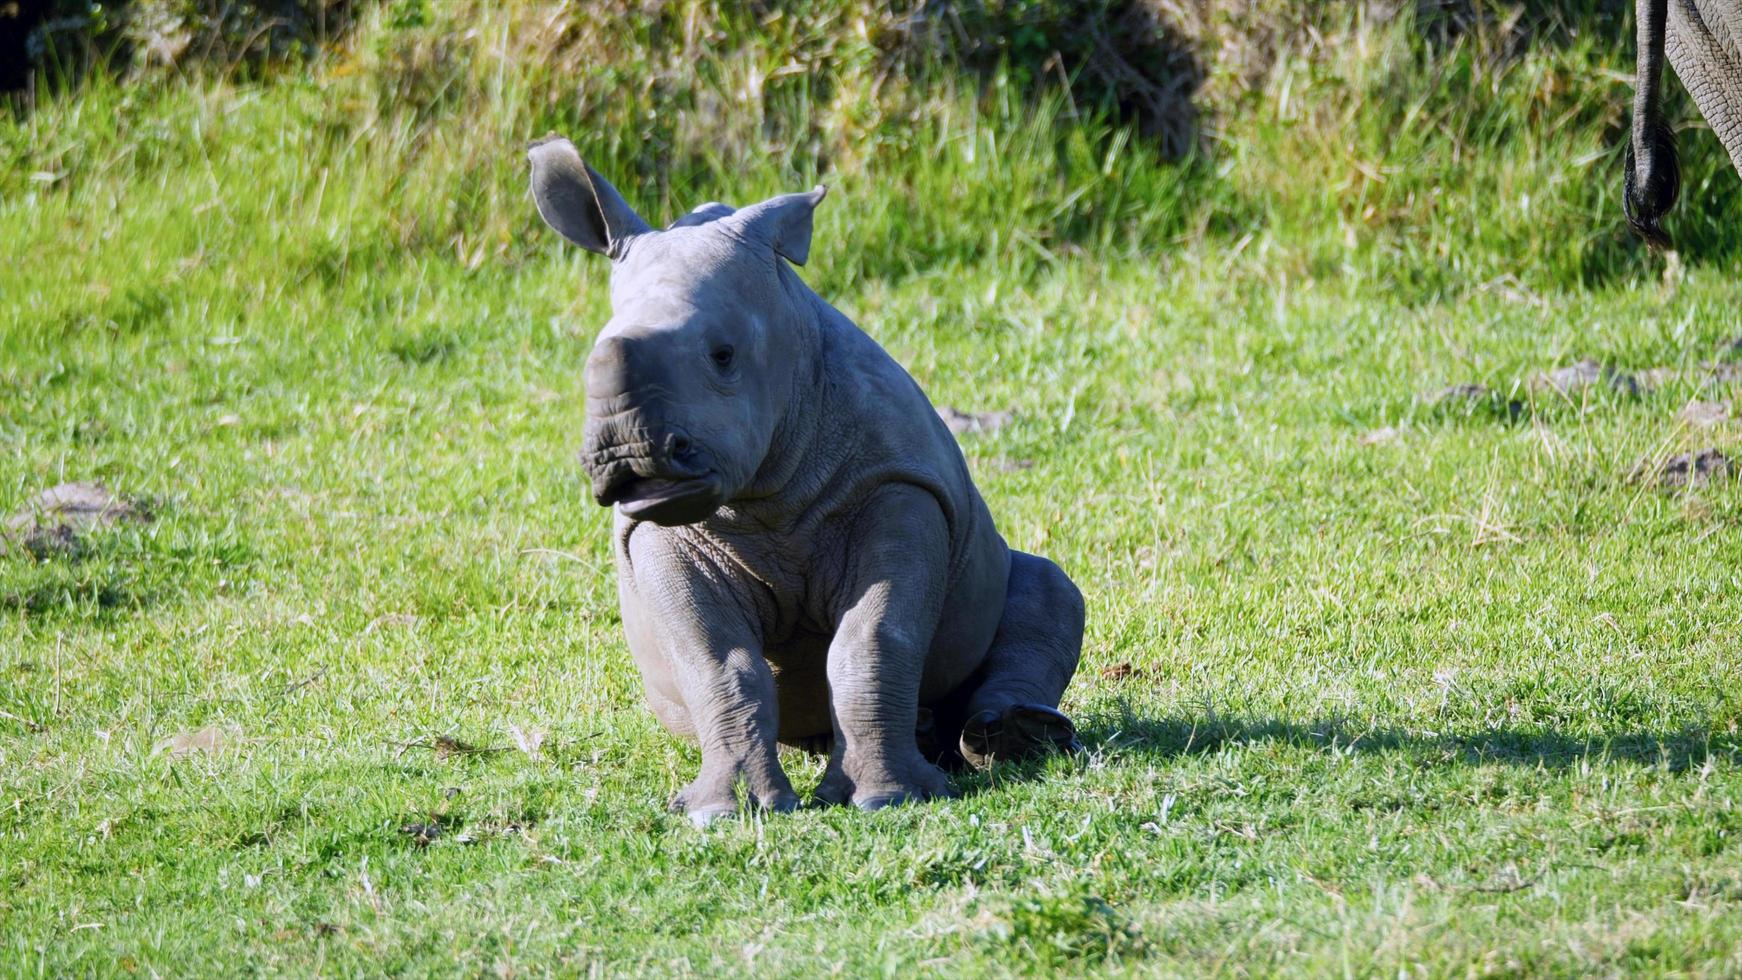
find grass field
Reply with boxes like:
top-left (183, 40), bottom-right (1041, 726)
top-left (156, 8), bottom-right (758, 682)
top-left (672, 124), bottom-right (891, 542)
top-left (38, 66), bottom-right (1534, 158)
top-left (5, 1), bottom-right (1742, 974)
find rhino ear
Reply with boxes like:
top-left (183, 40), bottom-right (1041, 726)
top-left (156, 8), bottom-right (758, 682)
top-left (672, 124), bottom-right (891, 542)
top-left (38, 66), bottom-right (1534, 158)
top-left (730, 185), bottom-right (827, 266)
top-left (527, 135), bottom-right (651, 258)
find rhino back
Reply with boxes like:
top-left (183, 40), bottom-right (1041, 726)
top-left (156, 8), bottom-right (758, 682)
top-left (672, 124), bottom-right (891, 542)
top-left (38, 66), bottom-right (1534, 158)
top-left (810, 296), bottom-right (1008, 586)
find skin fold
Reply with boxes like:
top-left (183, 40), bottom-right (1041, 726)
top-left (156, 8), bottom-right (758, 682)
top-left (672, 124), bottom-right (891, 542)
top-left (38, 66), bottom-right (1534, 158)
top-left (528, 136), bottom-right (1085, 824)
top-left (1627, 0), bottom-right (1742, 245)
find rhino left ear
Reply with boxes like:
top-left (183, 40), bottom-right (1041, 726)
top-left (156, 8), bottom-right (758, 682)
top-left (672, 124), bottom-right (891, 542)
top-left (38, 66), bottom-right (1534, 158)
top-left (730, 186), bottom-right (827, 266)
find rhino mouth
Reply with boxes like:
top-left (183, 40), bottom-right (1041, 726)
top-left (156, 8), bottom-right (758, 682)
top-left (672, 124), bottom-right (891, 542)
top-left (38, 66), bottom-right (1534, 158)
top-left (598, 472), bottom-right (724, 526)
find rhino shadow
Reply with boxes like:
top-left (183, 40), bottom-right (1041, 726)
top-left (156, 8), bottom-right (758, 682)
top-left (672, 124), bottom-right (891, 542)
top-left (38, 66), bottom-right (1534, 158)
top-left (1078, 702), bottom-right (1740, 774)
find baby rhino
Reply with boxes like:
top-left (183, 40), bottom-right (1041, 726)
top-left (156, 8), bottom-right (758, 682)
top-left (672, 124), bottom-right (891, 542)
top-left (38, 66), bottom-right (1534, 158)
top-left (529, 136), bottom-right (1084, 823)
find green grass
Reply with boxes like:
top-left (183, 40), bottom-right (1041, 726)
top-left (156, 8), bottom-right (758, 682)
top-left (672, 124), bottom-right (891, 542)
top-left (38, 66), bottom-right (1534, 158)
top-left (5, 1), bottom-right (1742, 974)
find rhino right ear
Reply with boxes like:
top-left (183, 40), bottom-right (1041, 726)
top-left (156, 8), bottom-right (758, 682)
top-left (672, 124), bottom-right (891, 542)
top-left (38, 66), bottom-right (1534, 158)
top-left (527, 136), bottom-right (651, 258)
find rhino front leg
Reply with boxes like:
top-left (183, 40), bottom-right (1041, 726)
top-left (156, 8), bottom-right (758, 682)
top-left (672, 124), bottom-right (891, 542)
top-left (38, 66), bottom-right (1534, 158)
top-left (814, 487), bottom-right (959, 810)
top-left (624, 535), bottom-right (799, 825)
top-left (665, 642), bottom-right (800, 825)
top-left (647, 657), bottom-right (795, 828)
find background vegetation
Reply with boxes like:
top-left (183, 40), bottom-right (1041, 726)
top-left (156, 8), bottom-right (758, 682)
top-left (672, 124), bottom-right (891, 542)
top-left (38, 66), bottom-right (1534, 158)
top-left (3, 0), bottom-right (1741, 974)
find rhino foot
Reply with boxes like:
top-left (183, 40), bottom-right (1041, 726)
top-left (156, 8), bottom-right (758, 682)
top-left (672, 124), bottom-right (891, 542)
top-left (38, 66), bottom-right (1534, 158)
top-left (844, 778), bottom-right (958, 811)
top-left (959, 704), bottom-right (1081, 769)
top-left (671, 772), bottom-right (800, 827)
top-left (810, 752), bottom-right (958, 810)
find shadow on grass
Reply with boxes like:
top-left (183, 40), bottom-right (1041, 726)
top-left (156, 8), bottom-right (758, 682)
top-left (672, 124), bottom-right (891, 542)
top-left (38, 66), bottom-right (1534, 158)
top-left (0, 511), bottom-right (252, 621)
top-left (1, 535), bottom-right (159, 620)
top-left (1079, 707), bottom-right (1742, 774)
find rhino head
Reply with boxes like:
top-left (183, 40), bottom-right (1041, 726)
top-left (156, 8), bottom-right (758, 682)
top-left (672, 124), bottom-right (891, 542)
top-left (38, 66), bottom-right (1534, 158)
top-left (528, 136), bottom-right (826, 526)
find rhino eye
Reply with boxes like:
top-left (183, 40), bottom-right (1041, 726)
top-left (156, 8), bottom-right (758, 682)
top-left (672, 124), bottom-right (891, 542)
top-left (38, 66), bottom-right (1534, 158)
top-left (710, 345), bottom-right (736, 371)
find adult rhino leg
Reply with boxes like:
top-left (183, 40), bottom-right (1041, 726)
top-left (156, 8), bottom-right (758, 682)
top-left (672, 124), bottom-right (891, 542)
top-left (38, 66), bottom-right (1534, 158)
top-left (1667, 0), bottom-right (1742, 175)
top-left (953, 551), bottom-right (1086, 769)
top-left (1628, 0), bottom-right (1681, 246)
top-left (622, 530), bottom-right (799, 826)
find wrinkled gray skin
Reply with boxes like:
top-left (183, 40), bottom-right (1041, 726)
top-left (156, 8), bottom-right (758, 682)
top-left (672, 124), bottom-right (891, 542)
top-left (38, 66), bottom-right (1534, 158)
top-left (1626, 0), bottom-right (1742, 245)
top-left (528, 136), bottom-right (1084, 823)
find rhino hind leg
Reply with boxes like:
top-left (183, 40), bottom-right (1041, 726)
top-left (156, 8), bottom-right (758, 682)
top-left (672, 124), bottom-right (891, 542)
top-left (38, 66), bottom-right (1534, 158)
top-left (943, 551), bottom-right (1085, 769)
top-left (958, 703), bottom-right (1082, 769)
top-left (1668, 0), bottom-right (1742, 179)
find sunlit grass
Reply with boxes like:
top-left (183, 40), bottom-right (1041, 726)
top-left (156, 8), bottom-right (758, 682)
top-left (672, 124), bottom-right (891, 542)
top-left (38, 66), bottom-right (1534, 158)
top-left (3, 1), bottom-right (1742, 974)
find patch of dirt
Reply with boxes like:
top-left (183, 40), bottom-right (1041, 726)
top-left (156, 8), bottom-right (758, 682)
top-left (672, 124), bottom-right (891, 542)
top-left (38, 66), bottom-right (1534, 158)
top-left (1706, 363), bottom-right (1742, 386)
top-left (1475, 275), bottom-right (1547, 308)
top-left (1426, 383), bottom-right (1526, 421)
top-left (398, 822), bottom-right (445, 846)
top-left (937, 406), bottom-right (1014, 437)
top-left (1635, 367), bottom-right (1682, 391)
top-left (1531, 359), bottom-right (1639, 397)
top-left (1358, 426), bottom-right (1401, 446)
top-left (1679, 402), bottom-right (1730, 428)
top-left (1099, 662), bottom-right (1153, 682)
top-left (364, 613), bottom-right (422, 633)
top-left (388, 735), bottom-right (508, 761)
top-left (1430, 383), bottom-right (1492, 403)
top-left (1637, 361), bottom-right (1742, 390)
top-left (1631, 449), bottom-right (1733, 489)
top-left (1, 482), bottom-right (150, 559)
top-left (155, 726), bottom-right (233, 759)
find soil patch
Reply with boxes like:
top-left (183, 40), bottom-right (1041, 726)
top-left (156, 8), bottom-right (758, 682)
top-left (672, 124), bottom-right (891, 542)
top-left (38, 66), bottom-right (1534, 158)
top-left (1, 482), bottom-right (151, 559)
top-left (1631, 449), bottom-right (1733, 489)
top-left (938, 406), bottom-right (1014, 437)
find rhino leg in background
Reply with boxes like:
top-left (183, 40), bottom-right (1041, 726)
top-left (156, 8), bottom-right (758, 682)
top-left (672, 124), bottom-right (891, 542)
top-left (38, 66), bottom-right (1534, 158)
top-left (949, 551), bottom-right (1085, 769)
top-left (812, 486), bottom-right (961, 810)
top-left (621, 532), bottom-right (800, 826)
top-left (1667, 0), bottom-right (1742, 174)
top-left (1627, 0), bottom-right (1681, 245)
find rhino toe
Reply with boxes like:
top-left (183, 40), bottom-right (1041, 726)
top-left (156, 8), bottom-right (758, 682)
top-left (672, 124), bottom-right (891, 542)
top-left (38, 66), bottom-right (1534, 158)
top-left (680, 802), bottom-right (739, 828)
top-left (754, 792), bottom-right (801, 815)
top-left (854, 791), bottom-right (920, 812)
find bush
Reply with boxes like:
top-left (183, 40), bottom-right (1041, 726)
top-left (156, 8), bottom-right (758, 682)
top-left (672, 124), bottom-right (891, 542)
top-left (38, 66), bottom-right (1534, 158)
top-left (3, 0), bottom-right (355, 99)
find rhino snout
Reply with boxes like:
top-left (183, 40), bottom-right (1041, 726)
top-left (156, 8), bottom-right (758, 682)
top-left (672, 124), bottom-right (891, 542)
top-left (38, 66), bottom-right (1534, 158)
top-left (582, 422), bottom-right (724, 525)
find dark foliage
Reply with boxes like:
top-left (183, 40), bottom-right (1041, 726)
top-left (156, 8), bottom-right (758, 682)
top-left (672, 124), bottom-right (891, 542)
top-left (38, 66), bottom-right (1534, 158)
top-left (2, 0), bottom-right (355, 101)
